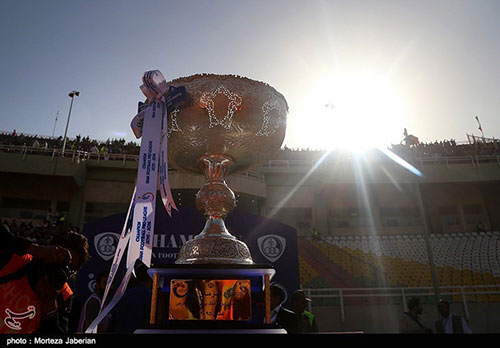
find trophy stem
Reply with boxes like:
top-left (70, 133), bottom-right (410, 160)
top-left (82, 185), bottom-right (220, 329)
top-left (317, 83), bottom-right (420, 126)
top-left (175, 154), bottom-right (253, 264)
top-left (196, 154), bottom-right (235, 224)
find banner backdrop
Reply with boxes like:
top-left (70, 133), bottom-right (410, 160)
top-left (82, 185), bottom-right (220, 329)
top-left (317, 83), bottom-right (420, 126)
top-left (76, 200), bottom-right (300, 309)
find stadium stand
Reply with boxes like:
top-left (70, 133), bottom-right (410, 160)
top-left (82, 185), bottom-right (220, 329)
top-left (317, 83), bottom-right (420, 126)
top-left (299, 232), bottom-right (500, 302)
top-left (3, 130), bottom-right (500, 331)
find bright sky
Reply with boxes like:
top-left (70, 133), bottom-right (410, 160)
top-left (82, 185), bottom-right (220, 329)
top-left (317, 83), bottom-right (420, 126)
top-left (1, 0), bottom-right (499, 150)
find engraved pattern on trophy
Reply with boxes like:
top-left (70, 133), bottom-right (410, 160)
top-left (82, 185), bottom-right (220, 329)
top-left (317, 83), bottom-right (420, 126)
top-left (256, 98), bottom-right (287, 136)
top-left (211, 239), bottom-right (239, 258)
top-left (199, 85), bottom-right (243, 129)
top-left (167, 108), bottom-right (182, 138)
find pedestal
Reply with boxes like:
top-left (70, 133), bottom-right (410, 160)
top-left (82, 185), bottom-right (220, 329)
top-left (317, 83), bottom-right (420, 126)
top-left (137, 264), bottom-right (285, 334)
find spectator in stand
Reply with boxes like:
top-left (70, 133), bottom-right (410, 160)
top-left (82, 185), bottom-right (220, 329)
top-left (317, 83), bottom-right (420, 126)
top-left (311, 228), bottom-right (321, 241)
top-left (90, 144), bottom-right (98, 155)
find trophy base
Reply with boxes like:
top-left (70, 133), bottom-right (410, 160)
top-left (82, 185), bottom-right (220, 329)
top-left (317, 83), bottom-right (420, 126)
top-left (146, 264), bottom-right (276, 330)
top-left (175, 234), bottom-right (254, 265)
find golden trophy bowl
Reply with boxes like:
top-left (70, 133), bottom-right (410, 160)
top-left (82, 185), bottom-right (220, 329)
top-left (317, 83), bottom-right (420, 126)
top-left (165, 74), bottom-right (288, 264)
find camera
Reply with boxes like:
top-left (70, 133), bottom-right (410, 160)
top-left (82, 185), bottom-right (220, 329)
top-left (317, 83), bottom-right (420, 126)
top-left (45, 264), bottom-right (75, 289)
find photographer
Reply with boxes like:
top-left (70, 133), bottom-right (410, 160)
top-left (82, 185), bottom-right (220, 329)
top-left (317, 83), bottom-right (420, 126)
top-left (0, 223), bottom-right (89, 334)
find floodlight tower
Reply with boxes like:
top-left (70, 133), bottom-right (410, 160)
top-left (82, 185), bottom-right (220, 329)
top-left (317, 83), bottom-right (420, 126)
top-left (62, 90), bottom-right (80, 155)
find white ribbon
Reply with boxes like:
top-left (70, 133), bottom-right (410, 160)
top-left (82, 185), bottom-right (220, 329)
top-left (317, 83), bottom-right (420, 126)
top-left (85, 70), bottom-right (177, 333)
top-left (159, 101), bottom-right (176, 216)
top-left (101, 187), bottom-right (135, 305)
top-left (127, 100), bottom-right (162, 267)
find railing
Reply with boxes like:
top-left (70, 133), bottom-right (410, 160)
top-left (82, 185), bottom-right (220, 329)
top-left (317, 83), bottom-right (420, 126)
top-left (0, 144), bottom-right (90, 164)
top-left (263, 155), bottom-right (500, 169)
top-left (4, 144), bottom-right (500, 170)
top-left (86, 152), bottom-right (140, 165)
top-left (303, 285), bottom-right (500, 323)
top-left (416, 155), bottom-right (500, 168)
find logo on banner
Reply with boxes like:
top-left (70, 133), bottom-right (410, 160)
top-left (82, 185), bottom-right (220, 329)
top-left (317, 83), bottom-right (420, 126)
top-left (94, 232), bottom-right (120, 261)
top-left (4, 306), bottom-right (36, 331)
top-left (257, 235), bottom-right (286, 263)
top-left (137, 192), bottom-right (154, 202)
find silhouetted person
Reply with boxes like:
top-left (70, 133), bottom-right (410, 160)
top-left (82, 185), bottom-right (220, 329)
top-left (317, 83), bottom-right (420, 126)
top-left (399, 297), bottom-right (432, 334)
top-left (290, 290), bottom-right (318, 333)
top-left (270, 284), bottom-right (299, 333)
top-left (77, 272), bottom-right (109, 333)
top-left (0, 224), bottom-right (89, 334)
top-left (110, 263), bottom-right (152, 333)
top-left (434, 300), bottom-right (471, 334)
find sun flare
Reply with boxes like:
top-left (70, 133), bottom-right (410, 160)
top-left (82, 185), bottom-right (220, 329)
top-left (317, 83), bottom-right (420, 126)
top-left (288, 72), bottom-right (407, 152)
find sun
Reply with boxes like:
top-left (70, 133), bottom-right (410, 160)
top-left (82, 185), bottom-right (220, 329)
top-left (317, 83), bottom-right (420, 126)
top-left (287, 72), bottom-right (407, 152)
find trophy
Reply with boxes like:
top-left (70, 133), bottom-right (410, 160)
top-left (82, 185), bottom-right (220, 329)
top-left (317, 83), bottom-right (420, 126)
top-left (165, 74), bottom-right (288, 265)
top-left (145, 74), bottom-right (288, 332)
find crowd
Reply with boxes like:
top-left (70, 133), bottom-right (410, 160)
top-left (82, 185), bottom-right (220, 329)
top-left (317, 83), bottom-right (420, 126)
top-left (0, 130), bottom-right (140, 158)
top-left (390, 138), bottom-right (500, 160)
top-left (0, 218), bottom-right (80, 246)
top-left (2, 129), bottom-right (500, 164)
